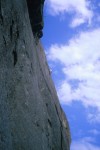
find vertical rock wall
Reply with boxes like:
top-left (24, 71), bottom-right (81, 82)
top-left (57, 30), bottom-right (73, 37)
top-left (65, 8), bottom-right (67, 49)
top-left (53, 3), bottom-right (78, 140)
top-left (0, 0), bottom-right (71, 149)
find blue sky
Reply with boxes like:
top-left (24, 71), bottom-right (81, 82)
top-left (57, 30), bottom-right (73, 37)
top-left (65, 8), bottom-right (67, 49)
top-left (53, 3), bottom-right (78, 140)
top-left (42, 0), bottom-right (100, 150)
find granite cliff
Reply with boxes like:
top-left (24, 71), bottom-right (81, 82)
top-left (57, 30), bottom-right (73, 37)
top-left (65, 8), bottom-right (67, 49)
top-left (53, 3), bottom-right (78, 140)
top-left (0, 0), bottom-right (71, 149)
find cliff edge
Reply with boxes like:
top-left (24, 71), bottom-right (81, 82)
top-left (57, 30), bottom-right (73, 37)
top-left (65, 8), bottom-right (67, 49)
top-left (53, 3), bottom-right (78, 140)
top-left (0, 0), bottom-right (71, 149)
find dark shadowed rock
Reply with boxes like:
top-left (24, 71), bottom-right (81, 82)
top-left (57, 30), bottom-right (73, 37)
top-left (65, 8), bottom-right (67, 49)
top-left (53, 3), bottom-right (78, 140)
top-left (0, 0), bottom-right (71, 149)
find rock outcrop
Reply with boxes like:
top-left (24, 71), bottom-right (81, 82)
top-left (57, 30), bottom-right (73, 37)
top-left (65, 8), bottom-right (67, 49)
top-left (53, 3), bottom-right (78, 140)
top-left (0, 0), bottom-right (71, 150)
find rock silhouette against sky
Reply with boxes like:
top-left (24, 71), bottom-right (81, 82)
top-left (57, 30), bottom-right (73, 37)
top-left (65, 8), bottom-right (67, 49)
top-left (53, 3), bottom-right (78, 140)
top-left (0, 0), bottom-right (70, 149)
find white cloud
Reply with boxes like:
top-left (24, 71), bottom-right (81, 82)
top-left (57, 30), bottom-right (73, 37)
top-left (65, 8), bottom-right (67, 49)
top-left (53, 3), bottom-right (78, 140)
top-left (88, 112), bottom-right (100, 123)
top-left (98, 3), bottom-right (100, 7)
top-left (89, 129), bottom-right (100, 135)
top-left (71, 139), bottom-right (100, 150)
top-left (70, 17), bottom-right (86, 28)
top-left (57, 82), bottom-right (74, 104)
top-left (46, 0), bottom-right (93, 27)
top-left (47, 28), bottom-right (100, 113)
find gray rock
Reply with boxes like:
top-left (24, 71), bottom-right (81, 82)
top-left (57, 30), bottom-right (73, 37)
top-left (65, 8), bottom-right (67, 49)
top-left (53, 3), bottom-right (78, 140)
top-left (0, 0), bottom-right (71, 149)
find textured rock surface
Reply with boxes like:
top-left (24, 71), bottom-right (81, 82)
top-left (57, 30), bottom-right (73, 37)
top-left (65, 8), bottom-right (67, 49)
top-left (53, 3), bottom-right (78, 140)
top-left (0, 0), bottom-right (71, 150)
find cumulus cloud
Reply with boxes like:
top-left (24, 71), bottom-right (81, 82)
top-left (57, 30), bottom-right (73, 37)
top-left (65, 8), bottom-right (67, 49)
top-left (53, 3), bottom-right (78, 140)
top-left (46, 0), bottom-right (93, 27)
top-left (47, 28), bottom-right (100, 113)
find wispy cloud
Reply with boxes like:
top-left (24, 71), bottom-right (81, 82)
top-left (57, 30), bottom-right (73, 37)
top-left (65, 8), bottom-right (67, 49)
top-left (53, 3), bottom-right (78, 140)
top-left (71, 139), bottom-right (100, 150)
top-left (88, 112), bottom-right (100, 124)
top-left (46, 0), bottom-right (93, 27)
top-left (89, 129), bottom-right (100, 135)
top-left (47, 28), bottom-right (100, 114)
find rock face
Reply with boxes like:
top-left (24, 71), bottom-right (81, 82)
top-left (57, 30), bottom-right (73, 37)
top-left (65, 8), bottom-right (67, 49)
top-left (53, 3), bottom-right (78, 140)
top-left (0, 0), bottom-right (71, 150)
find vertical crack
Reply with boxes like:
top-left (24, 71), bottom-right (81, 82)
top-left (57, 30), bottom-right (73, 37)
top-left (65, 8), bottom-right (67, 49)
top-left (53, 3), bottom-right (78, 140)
top-left (10, 17), bottom-right (19, 66)
top-left (12, 50), bottom-right (17, 66)
top-left (48, 118), bottom-right (52, 128)
top-left (16, 26), bottom-right (19, 39)
top-left (3, 36), bottom-right (7, 46)
top-left (10, 20), bottom-right (14, 41)
top-left (61, 126), bottom-right (63, 150)
top-left (0, 1), bottom-right (3, 24)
